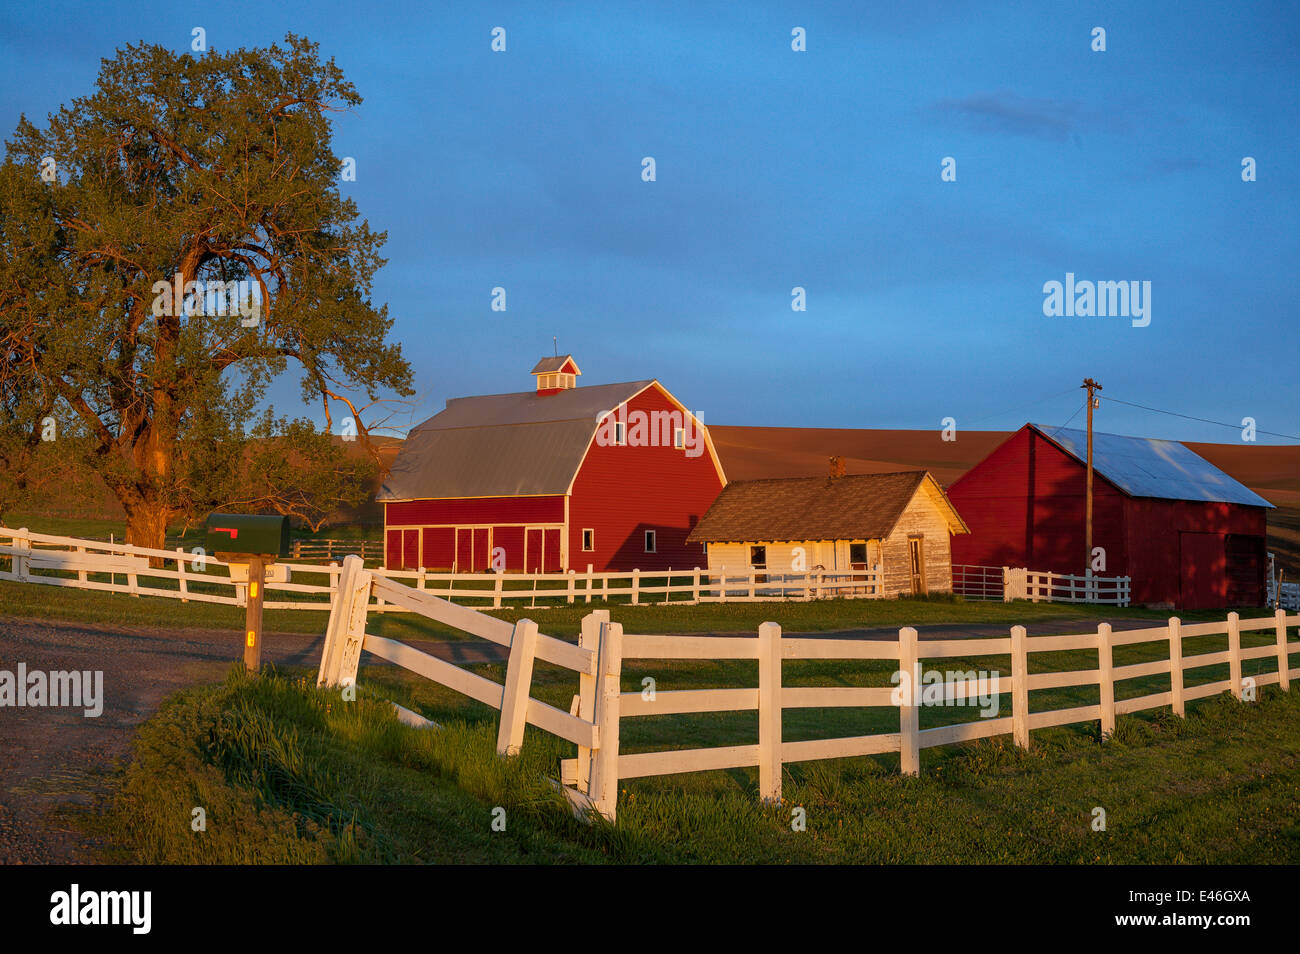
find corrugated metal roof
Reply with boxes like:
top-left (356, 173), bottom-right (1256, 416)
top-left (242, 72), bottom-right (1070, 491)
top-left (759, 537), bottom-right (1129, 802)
top-left (378, 381), bottom-right (654, 500)
top-left (686, 471), bottom-right (963, 543)
top-left (1030, 423), bottom-right (1274, 508)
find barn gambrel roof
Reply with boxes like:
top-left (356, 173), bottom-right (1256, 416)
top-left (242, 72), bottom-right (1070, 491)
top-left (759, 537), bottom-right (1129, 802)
top-left (1029, 423), bottom-right (1274, 508)
top-left (379, 380), bottom-right (723, 501)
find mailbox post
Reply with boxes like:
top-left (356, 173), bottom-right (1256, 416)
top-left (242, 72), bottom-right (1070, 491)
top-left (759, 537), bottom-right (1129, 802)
top-left (204, 513), bottom-right (291, 671)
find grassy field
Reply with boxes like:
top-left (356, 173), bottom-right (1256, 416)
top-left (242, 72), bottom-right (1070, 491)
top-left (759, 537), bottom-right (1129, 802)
top-left (78, 656), bottom-right (1300, 864)
top-left (0, 573), bottom-right (1247, 642)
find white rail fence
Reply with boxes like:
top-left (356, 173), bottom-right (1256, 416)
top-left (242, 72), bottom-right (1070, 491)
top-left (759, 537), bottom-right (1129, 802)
top-left (955, 564), bottom-right (1131, 606)
top-left (318, 554), bottom-right (1297, 822)
top-left (0, 527), bottom-right (888, 609)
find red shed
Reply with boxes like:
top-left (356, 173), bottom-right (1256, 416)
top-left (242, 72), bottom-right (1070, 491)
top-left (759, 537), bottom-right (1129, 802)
top-left (947, 423), bottom-right (1274, 609)
top-left (378, 356), bottom-right (726, 573)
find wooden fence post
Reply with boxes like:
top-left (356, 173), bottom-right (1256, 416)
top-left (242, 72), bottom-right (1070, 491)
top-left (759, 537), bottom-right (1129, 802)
top-left (758, 621), bottom-right (783, 803)
top-left (1226, 611), bottom-right (1243, 700)
top-left (1276, 609), bottom-right (1291, 692)
top-left (748, 570), bottom-right (756, 600)
top-left (575, 609), bottom-right (609, 790)
top-left (566, 569), bottom-right (575, 605)
top-left (1097, 622), bottom-right (1115, 738)
top-left (631, 568), bottom-right (640, 606)
top-left (586, 564), bottom-right (594, 604)
top-left (588, 620), bottom-right (624, 821)
top-left (1169, 617), bottom-right (1185, 717)
top-left (493, 572), bottom-right (504, 609)
top-left (318, 555), bottom-right (366, 687)
top-left (497, 618), bottom-right (540, 756)
top-left (692, 567), bottom-right (701, 604)
top-left (1010, 624), bottom-right (1030, 749)
top-left (175, 548), bottom-right (188, 602)
top-left (899, 627), bottom-right (920, 775)
top-left (719, 567), bottom-right (727, 603)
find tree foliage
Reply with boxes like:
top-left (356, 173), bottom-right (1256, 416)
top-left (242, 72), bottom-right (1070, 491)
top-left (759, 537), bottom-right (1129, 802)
top-left (0, 35), bottom-right (412, 545)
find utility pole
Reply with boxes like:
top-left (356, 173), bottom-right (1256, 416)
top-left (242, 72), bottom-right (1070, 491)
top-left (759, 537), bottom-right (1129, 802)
top-left (1082, 377), bottom-right (1103, 575)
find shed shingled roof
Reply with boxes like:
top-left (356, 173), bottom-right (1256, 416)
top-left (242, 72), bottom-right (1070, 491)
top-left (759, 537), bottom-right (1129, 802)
top-left (1029, 424), bottom-right (1274, 508)
top-left (686, 471), bottom-right (966, 544)
top-left (378, 380), bottom-right (654, 500)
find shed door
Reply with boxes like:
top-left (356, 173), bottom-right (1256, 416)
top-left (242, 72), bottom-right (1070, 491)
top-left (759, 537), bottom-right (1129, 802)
top-left (1180, 532), bottom-right (1225, 610)
top-left (386, 529), bottom-right (403, 570)
top-left (402, 530), bottom-right (419, 571)
top-left (908, 536), bottom-right (927, 595)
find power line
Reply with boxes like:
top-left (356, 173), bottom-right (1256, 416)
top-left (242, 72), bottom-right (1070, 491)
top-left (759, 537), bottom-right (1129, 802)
top-left (965, 386), bottom-right (1080, 427)
top-left (1043, 402), bottom-right (1085, 437)
top-left (1102, 395), bottom-right (1300, 443)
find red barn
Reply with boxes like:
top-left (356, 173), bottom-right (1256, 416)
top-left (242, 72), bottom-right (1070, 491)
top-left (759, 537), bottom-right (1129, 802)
top-left (947, 423), bottom-right (1274, 609)
top-left (377, 356), bottom-right (726, 573)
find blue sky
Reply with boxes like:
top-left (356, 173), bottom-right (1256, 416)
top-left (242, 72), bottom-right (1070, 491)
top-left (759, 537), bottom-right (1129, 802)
top-left (2, 1), bottom-right (1297, 443)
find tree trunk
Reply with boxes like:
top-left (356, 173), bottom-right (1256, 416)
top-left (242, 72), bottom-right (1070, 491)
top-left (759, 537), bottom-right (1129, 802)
top-left (124, 499), bottom-right (170, 566)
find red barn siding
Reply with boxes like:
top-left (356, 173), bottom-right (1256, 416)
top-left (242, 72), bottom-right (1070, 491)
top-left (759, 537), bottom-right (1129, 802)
top-left (386, 496), bottom-right (564, 526)
top-left (568, 385), bottom-right (723, 572)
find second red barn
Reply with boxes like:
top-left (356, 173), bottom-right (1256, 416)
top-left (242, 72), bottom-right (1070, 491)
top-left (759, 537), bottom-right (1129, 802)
top-left (947, 423), bottom-right (1274, 609)
top-left (378, 356), bottom-right (726, 573)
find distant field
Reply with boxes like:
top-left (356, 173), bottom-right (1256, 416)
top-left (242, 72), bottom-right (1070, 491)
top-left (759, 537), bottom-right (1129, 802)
top-left (9, 427), bottom-right (1299, 574)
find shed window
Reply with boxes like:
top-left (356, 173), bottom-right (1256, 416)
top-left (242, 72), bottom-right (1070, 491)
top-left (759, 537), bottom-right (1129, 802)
top-left (674, 427), bottom-right (685, 449)
top-left (582, 529), bottom-right (595, 551)
top-left (614, 421), bottom-right (626, 446)
top-left (849, 542), bottom-right (869, 566)
top-left (749, 545), bottom-right (767, 569)
top-left (644, 530), bottom-right (656, 552)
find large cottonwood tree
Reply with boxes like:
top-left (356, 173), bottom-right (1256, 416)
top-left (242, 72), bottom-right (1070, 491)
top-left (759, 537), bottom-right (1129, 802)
top-left (0, 34), bottom-right (412, 547)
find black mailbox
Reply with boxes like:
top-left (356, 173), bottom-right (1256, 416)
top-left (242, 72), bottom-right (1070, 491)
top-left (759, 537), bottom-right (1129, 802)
top-left (203, 513), bottom-right (290, 558)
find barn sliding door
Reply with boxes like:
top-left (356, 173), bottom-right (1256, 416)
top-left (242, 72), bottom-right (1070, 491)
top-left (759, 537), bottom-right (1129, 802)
top-left (525, 529), bottom-right (543, 573)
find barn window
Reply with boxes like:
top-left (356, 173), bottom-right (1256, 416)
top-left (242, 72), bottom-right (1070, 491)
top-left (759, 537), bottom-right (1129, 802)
top-left (749, 545), bottom-right (766, 569)
top-left (674, 427), bottom-right (685, 449)
top-left (849, 542), bottom-right (868, 566)
top-left (614, 421), bottom-right (626, 445)
top-left (644, 530), bottom-right (656, 552)
top-left (582, 529), bottom-right (594, 551)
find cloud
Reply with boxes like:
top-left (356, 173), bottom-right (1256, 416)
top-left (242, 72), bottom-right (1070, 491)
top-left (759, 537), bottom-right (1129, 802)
top-left (932, 91), bottom-right (1092, 141)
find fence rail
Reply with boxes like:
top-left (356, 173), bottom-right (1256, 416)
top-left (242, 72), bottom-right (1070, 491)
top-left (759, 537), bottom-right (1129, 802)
top-left (957, 564), bottom-right (1131, 606)
top-left (951, 564), bottom-right (1005, 601)
top-left (0, 527), bottom-right (892, 609)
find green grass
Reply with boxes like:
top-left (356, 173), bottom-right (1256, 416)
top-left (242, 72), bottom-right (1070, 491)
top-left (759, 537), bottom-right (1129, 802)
top-left (76, 626), bottom-right (1300, 864)
top-left (0, 574), bottom-right (1245, 642)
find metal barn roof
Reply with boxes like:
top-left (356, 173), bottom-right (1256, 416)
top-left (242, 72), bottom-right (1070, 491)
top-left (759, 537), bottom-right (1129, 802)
top-left (378, 381), bottom-right (654, 500)
top-left (1029, 424), bottom-right (1274, 508)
